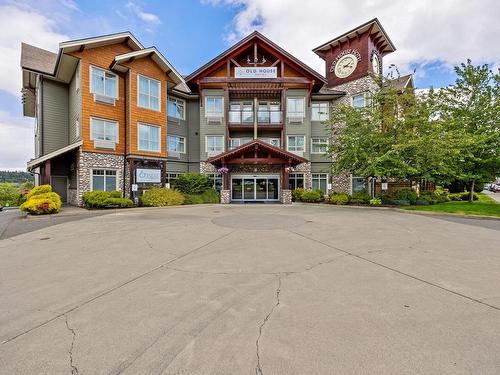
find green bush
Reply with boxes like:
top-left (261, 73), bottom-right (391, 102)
top-left (379, 195), bottom-right (395, 205)
top-left (82, 191), bottom-right (110, 208)
top-left (300, 190), bottom-right (323, 203)
top-left (432, 187), bottom-right (450, 203)
top-left (172, 173), bottom-right (212, 195)
top-left (329, 192), bottom-right (350, 205)
top-left (449, 192), bottom-right (478, 201)
top-left (350, 191), bottom-right (371, 204)
top-left (184, 189), bottom-right (219, 205)
top-left (292, 188), bottom-right (305, 202)
top-left (20, 192), bottom-right (62, 214)
top-left (109, 190), bottom-right (122, 198)
top-left (394, 188), bottom-right (418, 205)
top-left (415, 199), bottom-right (430, 206)
top-left (26, 184), bottom-right (52, 199)
top-left (393, 199), bottom-right (410, 206)
top-left (141, 188), bottom-right (185, 207)
top-left (0, 182), bottom-right (22, 206)
top-left (104, 197), bottom-right (133, 208)
top-left (370, 197), bottom-right (382, 205)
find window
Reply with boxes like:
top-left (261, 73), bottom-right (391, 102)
top-left (259, 138), bottom-right (280, 147)
top-left (90, 66), bottom-right (117, 98)
top-left (289, 173), bottom-right (304, 190)
top-left (138, 75), bottom-right (160, 111)
top-left (138, 123), bottom-right (161, 152)
top-left (207, 173), bottom-right (223, 192)
top-left (352, 176), bottom-right (366, 193)
top-left (287, 135), bottom-right (305, 153)
top-left (75, 65), bottom-right (80, 93)
top-left (92, 169), bottom-right (117, 192)
top-left (168, 97), bottom-right (185, 119)
top-left (90, 118), bottom-right (118, 143)
top-left (352, 92), bottom-right (371, 108)
top-left (75, 115), bottom-right (80, 139)
top-left (206, 135), bottom-right (224, 155)
top-left (206, 96), bottom-right (224, 116)
top-left (312, 173), bottom-right (328, 194)
top-left (311, 102), bottom-right (329, 121)
top-left (167, 135), bottom-right (185, 153)
top-left (229, 138), bottom-right (240, 149)
top-left (166, 173), bottom-right (180, 185)
top-left (287, 97), bottom-right (305, 119)
top-left (311, 137), bottom-right (329, 154)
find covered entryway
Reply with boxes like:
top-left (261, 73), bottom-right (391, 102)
top-left (231, 175), bottom-right (280, 202)
top-left (206, 139), bottom-right (308, 204)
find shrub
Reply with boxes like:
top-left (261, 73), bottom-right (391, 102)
top-left (104, 197), bottom-right (133, 208)
top-left (172, 173), bottom-right (212, 195)
top-left (184, 188), bottom-right (219, 205)
top-left (292, 188), bottom-right (305, 202)
top-left (394, 188), bottom-right (418, 205)
top-left (26, 184), bottom-right (52, 199)
top-left (0, 182), bottom-right (22, 206)
top-left (350, 191), bottom-right (371, 204)
top-left (379, 195), bottom-right (395, 205)
top-left (82, 191), bottom-right (110, 208)
top-left (300, 190), bottom-right (323, 203)
top-left (329, 192), bottom-right (350, 205)
top-left (415, 199), bottom-right (430, 206)
top-left (449, 192), bottom-right (478, 201)
top-left (109, 190), bottom-right (122, 198)
top-left (370, 197), bottom-right (382, 205)
top-left (141, 188), bottom-right (185, 207)
top-left (393, 199), bottom-right (410, 206)
top-left (20, 192), bottom-right (61, 215)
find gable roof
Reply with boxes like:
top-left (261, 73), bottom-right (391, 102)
top-left (20, 43), bottom-right (58, 75)
top-left (313, 18), bottom-right (396, 56)
top-left (385, 74), bottom-right (414, 92)
top-left (186, 31), bottom-right (326, 85)
top-left (59, 31), bottom-right (143, 53)
top-left (207, 139), bottom-right (308, 166)
top-left (111, 47), bottom-right (187, 86)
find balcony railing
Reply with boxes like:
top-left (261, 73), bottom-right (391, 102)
top-left (228, 110), bottom-right (282, 125)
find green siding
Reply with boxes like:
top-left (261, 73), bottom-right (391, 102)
top-left (285, 89), bottom-right (309, 159)
top-left (42, 79), bottom-right (69, 154)
top-left (68, 63), bottom-right (81, 144)
top-left (199, 89), bottom-right (225, 160)
top-left (187, 99), bottom-right (200, 164)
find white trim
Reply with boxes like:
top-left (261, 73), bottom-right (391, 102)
top-left (310, 137), bottom-right (329, 154)
top-left (167, 134), bottom-right (186, 154)
top-left (205, 96), bottom-right (224, 117)
top-left (287, 135), bottom-right (306, 153)
top-left (90, 117), bottom-right (119, 143)
top-left (137, 74), bottom-right (161, 112)
top-left (312, 173), bottom-right (329, 194)
top-left (311, 102), bottom-right (329, 122)
top-left (167, 97), bottom-right (186, 120)
top-left (90, 168), bottom-right (119, 192)
top-left (286, 97), bottom-right (305, 118)
top-left (27, 141), bottom-right (82, 169)
top-left (89, 65), bottom-right (118, 99)
top-left (137, 123), bottom-right (162, 153)
top-left (60, 32), bottom-right (143, 51)
top-left (205, 135), bottom-right (225, 155)
top-left (230, 175), bottom-right (281, 201)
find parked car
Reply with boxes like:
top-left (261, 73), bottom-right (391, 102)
top-left (492, 184), bottom-right (500, 193)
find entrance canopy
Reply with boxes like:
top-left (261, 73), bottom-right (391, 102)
top-left (207, 139), bottom-right (307, 168)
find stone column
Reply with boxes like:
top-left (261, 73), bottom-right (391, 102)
top-left (281, 189), bottom-right (292, 204)
top-left (220, 190), bottom-right (231, 204)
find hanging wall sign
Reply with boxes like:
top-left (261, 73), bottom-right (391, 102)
top-left (235, 67), bottom-right (277, 79)
top-left (136, 168), bottom-right (161, 183)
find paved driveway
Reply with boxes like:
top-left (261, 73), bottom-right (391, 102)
top-left (0, 204), bottom-right (499, 374)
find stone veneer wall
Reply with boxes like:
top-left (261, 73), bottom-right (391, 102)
top-left (293, 162), bottom-right (312, 189)
top-left (77, 152), bottom-right (125, 206)
top-left (331, 173), bottom-right (351, 194)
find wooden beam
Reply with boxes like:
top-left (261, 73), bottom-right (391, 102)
top-left (228, 158), bottom-right (286, 164)
top-left (254, 42), bottom-right (258, 66)
top-left (271, 59), bottom-right (280, 67)
top-left (230, 58), bottom-right (241, 67)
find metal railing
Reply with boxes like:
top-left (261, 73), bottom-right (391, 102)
top-left (228, 110), bottom-right (282, 125)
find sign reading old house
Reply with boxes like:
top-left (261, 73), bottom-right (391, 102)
top-left (235, 67), bottom-right (277, 79)
top-left (136, 168), bottom-right (161, 183)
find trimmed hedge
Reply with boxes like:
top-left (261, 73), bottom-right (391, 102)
top-left (104, 197), bottom-right (133, 208)
top-left (172, 173), bottom-right (212, 195)
top-left (449, 192), bottom-right (479, 201)
top-left (300, 190), bottom-right (323, 203)
top-left (329, 192), bottom-right (350, 205)
top-left (140, 188), bottom-right (185, 207)
top-left (184, 189), bottom-right (219, 205)
top-left (20, 191), bottom-right (61, 215)
top-left (350, 191), bottom-right (371, 204)
top-left (82, 191), bottom-right (133, 209)
top-left (26, 184), bottom-right (52, 199)
top-left (292, 188), bottom-right (305, 202)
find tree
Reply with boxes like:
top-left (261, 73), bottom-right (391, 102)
top-left (437, 61), bottom-right (500, 201)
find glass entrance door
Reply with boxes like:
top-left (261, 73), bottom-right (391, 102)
top-left (231, 176), bottom-right (280, 202)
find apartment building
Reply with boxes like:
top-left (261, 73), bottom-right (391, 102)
top-left (21, 18), bottom-right (413, 204)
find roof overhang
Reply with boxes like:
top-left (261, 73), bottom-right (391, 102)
top-left (207, 139), bottom-right (308, 167)
top-left (59, 32), bottom-right (143, 54)
top-left (313, 18), bottom-right (396, 57)
top-left (27, 141), bottom-right (82, 170)
top-left (110, 47), bottom-right (187, 87)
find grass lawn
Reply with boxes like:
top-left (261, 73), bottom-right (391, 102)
top-left (403, 193), bottom-right (500, 218)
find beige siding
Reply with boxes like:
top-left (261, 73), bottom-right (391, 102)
top-left (42, 79), bottom-right (69, 154)
top-left (68, 62), bottom-right (81, 143)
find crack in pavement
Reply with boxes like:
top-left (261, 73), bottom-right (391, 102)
top-left (255, 274), bottom-right (284, 375)
top-left (64, 314), bottom-right (78, 375)
top-left (287, 229), bottom-right (500, 311)
top-left (1, 229), bottom-right (236, 345)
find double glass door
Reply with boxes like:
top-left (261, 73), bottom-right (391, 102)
top-left (232, 176), bottom-right (280, 201)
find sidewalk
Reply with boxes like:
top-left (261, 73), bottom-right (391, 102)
top-left (483, 190), bottom-right (500, 203)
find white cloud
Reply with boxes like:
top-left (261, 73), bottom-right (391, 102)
top-left (0, 110), bottom-right (34, 170)
top-left (126, 2), bottom-right (161, 25)
top-left (205, 0), bottom-right (500, 85)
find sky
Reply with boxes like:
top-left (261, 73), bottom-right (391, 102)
top-left (0, 0), bottom-right (498, 170)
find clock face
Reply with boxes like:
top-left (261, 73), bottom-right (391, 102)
top-left (334, 54), bottom-right (358, 78)
top-left (371, 53), bottom-right (380, 75)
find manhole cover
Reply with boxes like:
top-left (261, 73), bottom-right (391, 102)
top-left (212, 214), bottom-right (305, 230)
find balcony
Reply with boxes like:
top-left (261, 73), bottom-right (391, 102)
top-left (228, 110), bottom-right (283, 130)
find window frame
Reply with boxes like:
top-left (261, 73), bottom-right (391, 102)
top-left (167, 134), bottom-right (186, 153)
top-left (311, 137), bottom-right (329, 154)
top-left (289, 173), bottom-right (305, 190)
top-left (311, 102), bottom-right (329, 121)
top-left (205, 96), bottom-right (224, 116)
top-left (89, 65), bottom-right (118, 99)
top-left (90, 168), bottom-right (118, 192)
top-left (287, 135), bottom-right (305, 153)
top-left (352, 92), bottom-right (372, 109)
top-left (312, 173), bottom-right (329, 194)
top-left (137, 74), bottom-right (161, 112)
top-left (286, 97), bottom-right (305, 118)
top-left (137, 123), bottom-right (161, 153)
top-left (205, 135), bottom-right (225, 154)
top-left (167, 97), bottom-right (185, 120)
top-left (90, 117), bottom-right (119, 143)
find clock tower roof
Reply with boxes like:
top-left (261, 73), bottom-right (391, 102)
top-left (313, 18), bottom-right (396, 59)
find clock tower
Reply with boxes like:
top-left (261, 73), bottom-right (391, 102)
top-left (313, 18), bottom-right (396, 89)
